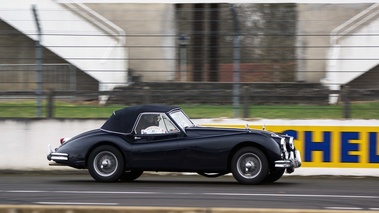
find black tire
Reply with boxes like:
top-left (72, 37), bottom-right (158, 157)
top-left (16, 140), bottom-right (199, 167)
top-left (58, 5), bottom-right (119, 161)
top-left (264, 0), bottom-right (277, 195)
top-left (263, 168), bottom-right (285, 183)
top-left (88, 145), bottom-right (124, 182)
top-left (231, 147), bottom-right (269, 185)
top-left (197, 172), bottom-right (227, 178)
top-left (120, 170), bottom-right (144, 182)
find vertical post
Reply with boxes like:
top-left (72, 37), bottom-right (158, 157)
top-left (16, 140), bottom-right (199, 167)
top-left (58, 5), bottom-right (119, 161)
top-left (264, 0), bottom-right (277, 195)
top-left (192, 4), bottom-right (205, 81)
top-left (208, 3), bottom-right (219, 82)
top-left (342, 86), bottom-right (350, 119)
top-left (230, 5), bottom-right (240, 118)
top-left (243, 86), bottom-right (250, 118)
top-left (178, 34), bottom-right (190, 81)
top-left (32, 5), bottom-right (43, 118)
top-left (47, 90), bottom-right (54, 119)
top-left (143, 87), bottom-right (151, 104)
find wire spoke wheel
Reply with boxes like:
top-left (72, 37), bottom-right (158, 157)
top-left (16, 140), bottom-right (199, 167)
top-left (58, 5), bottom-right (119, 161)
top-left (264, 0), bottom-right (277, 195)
top-left (94, 151), bottom-right (118, 177)
top-left (236, 153), bottom-right (262, 179)
top-left (88, 145), bottom-right (124, 182)
top-left (231, 147), bottom-right (268, 185)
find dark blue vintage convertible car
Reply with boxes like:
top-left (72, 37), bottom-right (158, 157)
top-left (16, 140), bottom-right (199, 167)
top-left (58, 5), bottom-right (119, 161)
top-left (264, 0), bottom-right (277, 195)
top-left (47, 105), bottom-right (301, 184)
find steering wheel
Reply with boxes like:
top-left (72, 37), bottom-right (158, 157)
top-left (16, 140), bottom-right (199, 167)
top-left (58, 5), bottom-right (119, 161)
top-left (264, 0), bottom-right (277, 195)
top-left (142, 126), bottom-right (166, 134)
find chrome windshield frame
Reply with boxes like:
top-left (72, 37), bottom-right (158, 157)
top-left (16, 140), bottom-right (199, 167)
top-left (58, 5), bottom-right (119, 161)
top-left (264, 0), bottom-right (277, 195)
top-left (168, 109), bottom-right (195, 132)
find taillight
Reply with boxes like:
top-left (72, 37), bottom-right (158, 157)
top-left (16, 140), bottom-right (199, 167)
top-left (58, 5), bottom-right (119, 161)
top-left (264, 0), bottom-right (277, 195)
top-left (60, 137), bottom-right (71, 144)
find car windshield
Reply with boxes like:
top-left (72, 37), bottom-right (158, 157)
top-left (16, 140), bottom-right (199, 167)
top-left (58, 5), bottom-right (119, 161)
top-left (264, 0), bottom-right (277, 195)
top-left (169, 110), bottom-right (195, 129)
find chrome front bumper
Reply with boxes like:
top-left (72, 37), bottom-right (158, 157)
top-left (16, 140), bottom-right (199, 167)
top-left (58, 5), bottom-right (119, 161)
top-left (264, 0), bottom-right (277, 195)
top-left (275, 150), bottom-right (302, 168)
top-left (274, 136), bottom-right (302, 173)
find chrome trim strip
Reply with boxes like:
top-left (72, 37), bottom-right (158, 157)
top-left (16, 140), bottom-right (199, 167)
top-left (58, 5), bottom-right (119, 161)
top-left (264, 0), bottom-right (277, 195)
top-left (289, 136), bottom-right (295, 150)
top-left (51, 156), bottom-right (68, 161)
top-left (275, 160), bottom-right (291, 168)
top-left (51, 153), bottom-right (68, 156)
top-left (280, 137), bottom-right (289, 159)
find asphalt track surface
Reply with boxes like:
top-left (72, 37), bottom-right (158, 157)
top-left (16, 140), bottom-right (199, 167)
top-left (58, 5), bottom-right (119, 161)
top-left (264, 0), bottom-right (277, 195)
top-left (0, 171), bottom-right (378, 211)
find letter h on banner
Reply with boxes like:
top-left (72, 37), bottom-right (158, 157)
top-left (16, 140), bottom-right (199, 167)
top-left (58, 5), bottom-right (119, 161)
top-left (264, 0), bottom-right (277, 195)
top-left (304, 131), bottom-right (331, 162)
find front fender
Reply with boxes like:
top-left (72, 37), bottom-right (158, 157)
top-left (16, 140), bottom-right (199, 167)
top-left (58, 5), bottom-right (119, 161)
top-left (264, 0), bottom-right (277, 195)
top-left (229, 133), bottom-right (282, 168)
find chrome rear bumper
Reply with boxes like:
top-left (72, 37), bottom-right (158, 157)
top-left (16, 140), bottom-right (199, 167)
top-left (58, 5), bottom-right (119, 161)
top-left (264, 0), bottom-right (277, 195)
top-left (47, 144), bottom-right (68, 161)
top-left (49, 153), bottom-right (69, 161)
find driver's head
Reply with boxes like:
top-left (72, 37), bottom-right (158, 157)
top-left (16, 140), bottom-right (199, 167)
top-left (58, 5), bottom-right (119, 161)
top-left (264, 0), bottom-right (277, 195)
top-left (144, 114), bottom-right (159, 125)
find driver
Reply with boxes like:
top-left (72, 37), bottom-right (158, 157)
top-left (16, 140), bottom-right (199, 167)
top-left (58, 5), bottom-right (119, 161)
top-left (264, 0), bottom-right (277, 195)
top-left (136, 114), bottom-right (160, 134)
top-left (144, 114), bottom-right (160, 126)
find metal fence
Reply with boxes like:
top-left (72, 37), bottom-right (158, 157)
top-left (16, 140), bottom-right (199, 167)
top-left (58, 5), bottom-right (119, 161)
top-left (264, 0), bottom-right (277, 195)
top-left (0, 85), bottom-right (378, 119)
top-left (0, 64), bottom-right (76, 91)
top-left (0, 3), bottom-right (378, 119)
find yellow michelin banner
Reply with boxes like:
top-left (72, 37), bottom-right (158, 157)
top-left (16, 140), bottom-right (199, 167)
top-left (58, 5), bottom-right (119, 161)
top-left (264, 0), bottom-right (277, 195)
top-left (204, 124), bottom-right (379, 168)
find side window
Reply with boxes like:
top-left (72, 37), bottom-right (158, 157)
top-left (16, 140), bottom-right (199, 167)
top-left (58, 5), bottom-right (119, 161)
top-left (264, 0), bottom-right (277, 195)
top-left (134, 113), bottom-right (180, 135)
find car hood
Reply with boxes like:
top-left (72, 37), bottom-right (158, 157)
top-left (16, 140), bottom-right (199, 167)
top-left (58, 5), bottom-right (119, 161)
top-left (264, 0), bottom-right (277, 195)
top-left (186, 126), bottom-right (275, 137)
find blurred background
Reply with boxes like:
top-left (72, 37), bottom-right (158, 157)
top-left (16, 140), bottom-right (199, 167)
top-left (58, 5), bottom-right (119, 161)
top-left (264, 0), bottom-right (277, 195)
top-left (0, 1), bottom-right (378, 119)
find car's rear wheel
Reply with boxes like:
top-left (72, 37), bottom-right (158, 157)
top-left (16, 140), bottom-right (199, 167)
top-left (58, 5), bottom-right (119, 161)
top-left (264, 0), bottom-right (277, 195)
top-left (231, 147), bottom-right (269, 185)
top-left (88, 145), bottom-right (124, 182)
top-left (120, 170), bottom-right (144, 181)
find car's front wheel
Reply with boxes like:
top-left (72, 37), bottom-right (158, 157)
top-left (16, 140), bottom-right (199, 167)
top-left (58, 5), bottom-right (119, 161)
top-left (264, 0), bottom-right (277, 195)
top-left (120, 170), bottom-right (144, 182)
top-left (263, 168), bottom-right (285, 183)
top-left (88, 145), bottom-right (124, 182)
top-left (197, 172), bottom-right (227, 178)
top-left (231, 147), bottom-right (269, 184)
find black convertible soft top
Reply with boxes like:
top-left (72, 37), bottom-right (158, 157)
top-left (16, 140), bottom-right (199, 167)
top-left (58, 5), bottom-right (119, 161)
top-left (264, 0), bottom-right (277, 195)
top-left (100, 105), bottom-right (180, 135)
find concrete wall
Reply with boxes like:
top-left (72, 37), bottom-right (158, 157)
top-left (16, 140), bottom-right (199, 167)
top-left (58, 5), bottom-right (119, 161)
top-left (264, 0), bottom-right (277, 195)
top-left (1, 118), bottom-right (379, 177)
top-left (0, 119), bottom-right (104, 170)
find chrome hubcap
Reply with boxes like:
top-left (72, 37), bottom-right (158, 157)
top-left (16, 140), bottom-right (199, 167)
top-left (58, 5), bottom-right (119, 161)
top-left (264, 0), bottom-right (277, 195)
top-left (101, 159), bottom-right (110, 168)
top-left (237, 153), bottom-right (262, 179)
top-left (94, 151), bottom-right (118, 177)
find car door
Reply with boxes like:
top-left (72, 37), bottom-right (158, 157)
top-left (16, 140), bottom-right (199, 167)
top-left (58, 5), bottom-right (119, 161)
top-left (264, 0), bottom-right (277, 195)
top-left (131, 133), bottom-right (183, 171)
top-left (131, 112), bottom-right (183, 171)
top-left (176, 130), bottom-right (230, 172)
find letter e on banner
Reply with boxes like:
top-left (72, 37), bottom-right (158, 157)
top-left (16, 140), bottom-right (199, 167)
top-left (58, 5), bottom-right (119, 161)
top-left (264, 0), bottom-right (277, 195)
top-left (369, 132), bottom-right (379, 163)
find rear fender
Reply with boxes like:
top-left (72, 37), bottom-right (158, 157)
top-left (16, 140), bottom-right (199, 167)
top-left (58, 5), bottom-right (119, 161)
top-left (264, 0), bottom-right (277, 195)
top-left (75, 135), bottom-right (133, 169)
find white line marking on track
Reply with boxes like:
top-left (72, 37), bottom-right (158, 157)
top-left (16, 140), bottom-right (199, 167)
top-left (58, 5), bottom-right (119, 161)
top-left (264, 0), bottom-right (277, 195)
top-left (8, 190), bottom-right (46, 193)
top-left (35, 202), bottom-right (119, 205)
top-left (55, 191), bottom-right (159, 195)
top-left (4, 190), bottom-right (378, 199)
top-left (325, 207), bottom-right (363, 210)
top-left (204, 193), bottom-right (378, 199)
